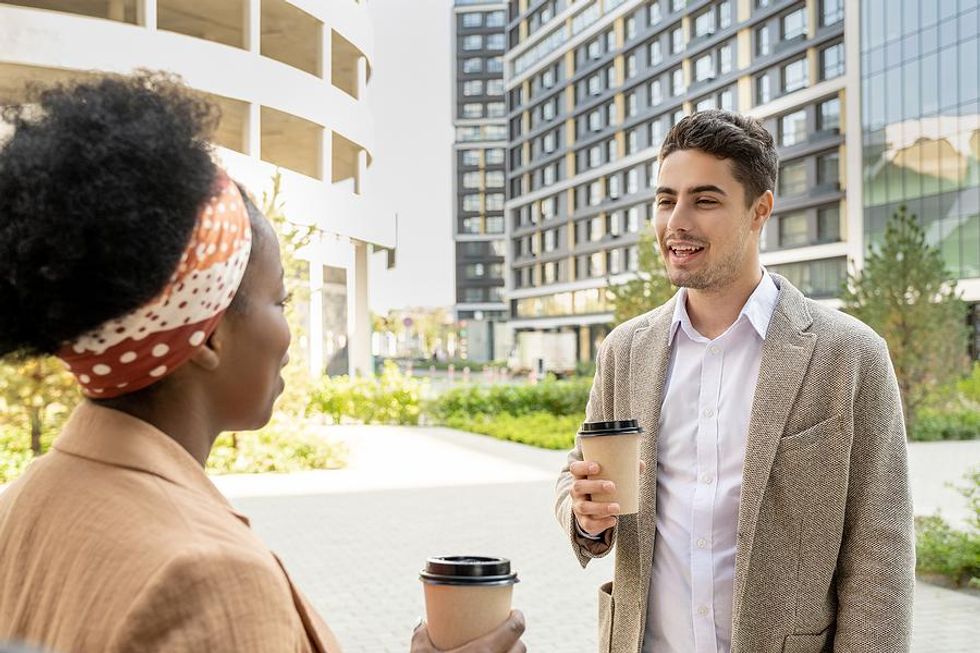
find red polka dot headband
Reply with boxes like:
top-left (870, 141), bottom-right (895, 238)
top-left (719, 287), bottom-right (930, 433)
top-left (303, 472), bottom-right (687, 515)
top-left (57, 172), bottom-right (253, 398)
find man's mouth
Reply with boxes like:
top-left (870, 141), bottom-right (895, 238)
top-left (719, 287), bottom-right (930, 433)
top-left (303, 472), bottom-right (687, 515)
top-left (667, 243), bottom-right (706, 260)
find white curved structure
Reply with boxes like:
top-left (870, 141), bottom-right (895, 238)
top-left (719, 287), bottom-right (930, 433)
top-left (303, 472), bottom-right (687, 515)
top-left (0, 0), bottom-right (395, 377)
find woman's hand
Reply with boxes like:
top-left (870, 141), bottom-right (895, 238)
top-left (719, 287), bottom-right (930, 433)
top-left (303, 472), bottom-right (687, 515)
top-left (410, 610), bottom-right (526, 653)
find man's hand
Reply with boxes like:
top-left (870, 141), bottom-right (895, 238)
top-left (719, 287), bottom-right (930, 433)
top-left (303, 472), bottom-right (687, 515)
top-left (410, 610), bottom-right (526, 653)
top-left (569, 460), bottom-right (646, 536)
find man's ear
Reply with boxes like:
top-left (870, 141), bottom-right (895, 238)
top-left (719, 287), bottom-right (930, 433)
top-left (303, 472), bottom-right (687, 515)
top-left (186, 322), bottom-right (226, 371)
top-left (752, 190), bottom-right (775, 231)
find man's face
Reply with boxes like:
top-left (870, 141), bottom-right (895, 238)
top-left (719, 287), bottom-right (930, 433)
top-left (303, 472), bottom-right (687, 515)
top-left (654, 148), bottom-right (769, 292)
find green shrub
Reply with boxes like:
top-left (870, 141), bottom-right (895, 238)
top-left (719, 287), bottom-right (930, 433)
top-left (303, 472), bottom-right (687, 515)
top-left (915, 467), bottom-right (980, 587)
top-left (207, 414), bottom-right (347, 475)
top-left (909, 408), bottom-right (980, 441)
top-left (307, 360), bottom-right (428, 425)
top-left (444, 412), bottom-right (584, 450)
top-left (0, 423), bottom-right (60, 484)
top-left (957, 362), bottom-right (980, 405)
top-left (430, 377), bottom-right (592, 420)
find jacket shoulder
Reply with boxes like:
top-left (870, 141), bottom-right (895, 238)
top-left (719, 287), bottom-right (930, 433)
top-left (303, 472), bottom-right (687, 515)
top-left (804, 300), bottom-right (887, 357)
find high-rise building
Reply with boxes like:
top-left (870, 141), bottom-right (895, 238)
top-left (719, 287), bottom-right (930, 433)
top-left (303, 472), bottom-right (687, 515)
top-left (452, 0), bottom-right (510, 362)
top-left (0, 0), bottom-right (396, 377)
top-left (502, 0), bottom-right (978, 363)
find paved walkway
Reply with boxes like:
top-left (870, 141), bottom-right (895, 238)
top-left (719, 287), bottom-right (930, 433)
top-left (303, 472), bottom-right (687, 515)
top-left (216, 427), bottom-right (980, 653)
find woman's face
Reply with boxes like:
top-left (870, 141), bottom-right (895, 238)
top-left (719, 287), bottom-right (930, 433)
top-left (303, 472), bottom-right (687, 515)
top-left (211, 216), bottom-right (292, 431)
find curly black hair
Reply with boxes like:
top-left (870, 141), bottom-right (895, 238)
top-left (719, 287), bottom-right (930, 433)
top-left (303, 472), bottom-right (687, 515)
top-left (0, 71), bottom-right (221, 357)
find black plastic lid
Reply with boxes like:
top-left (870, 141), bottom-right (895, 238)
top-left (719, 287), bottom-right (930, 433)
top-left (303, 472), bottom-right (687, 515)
top-left (419, 556), bottom-right (519, 586)
top-left (578, 419), bottom-right (643, 437)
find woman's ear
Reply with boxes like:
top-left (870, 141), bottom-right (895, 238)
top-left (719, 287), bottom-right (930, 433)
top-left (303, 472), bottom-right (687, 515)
top-left (186, 322), bottom-right (226, 372)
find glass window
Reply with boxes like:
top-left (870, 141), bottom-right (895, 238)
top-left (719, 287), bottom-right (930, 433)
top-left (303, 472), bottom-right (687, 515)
top-left (649, 1), bottom-right (662, 24)
top-left (609, 175), bottom-right (621, 199)
top-left (779, 211), bottom-right (809, 247)
top-left (627, 54), bottom-right (638, 79)
top-left (462, 13), bottom-right (482, 28)
top-left (756, 74), bottom-right (771, 104)
top-left (590, 216), bottom-right (604, 240)
top-left (462, 35), bottom-right (483, 50)
top-left (485, 148), bottom-right (504, 165)
top-left (627, 168), bottom-right (639, 194)
top-left (486, 10), bottom-right (506, 27)
top-left (756, 25), bottom-right (771, 56)
top-left (486, 215), bottom-right (504, 234)
top-left (462, 194), bottom-right (481, 211)
top-left (487, 102), bottom-right (506, 118)
top-left (650, 79), bottom-right (664, 105)
top-left (487, 79), bottom-right (504, 95)
top-left (463, 58), bottom-right (483, 73)
top-left (817, 205), bottom-right (840, 242)
top-left (466, 263), bottom-right (486, 278)
top-left (696, 96), bottom-right (716, 111)
top-left (782, 7), bottom-right (807, 40)
top-left (463, 80), bottom-right (484, 96)
top-left (486, 193), bottom-right (504, 210)
top-left (588, 74), bottom-right (602, 96)
top-left (461, 217), bottom-right (481, 234)
top-left (695, 54), bottom-right (714, 81)
top-left (462, 103), bottom-right (483, 118)
top-left (461, 150), bottom-right (480, 166)
top-left (606, 65), bottom-right (617, 89)
top-left (626, 92), bottom-right (638, 117)
top-left (671, 0), bottom-right (685, 12)
top-left (626, 15), bottom-right (637, 40)
top-left (818, 97), bottom-right (840, 131)
top-left (820, 42), bottom-right (845, 80)
top-left (650, 40), bottom-right (663, 66)
top-left (486, 34), bottom-right (505, 50)
top-left (463, 172), bottom-right (482, 189)
top-left (719, 88), bottom-right (735, 111)
top-left (487, 57), bottom-right (503, 73)
top-left (606, 30), bottom-right (616, 53)
top-left (719, 43), bottom-right (734, 74)
top-left (779, 109), bottom-right (807, 146)
top-left (672, 68), bottom-right (685, 95)
top-left (817, 151), bottom-right (839, 187)
top-left (719, 0), bottom-right (732, 28)
top-left (694, 9), bottom-right (716, 38)
top-left (779, 160), bottom-right (807, 196)
top-left (671, 26), bottom-right (684, 54)
top-left (821, 0), bottom-right (844, 26)
top-left (486, 171), bottom-right (504, 187)
top-left (782, 58), bottom-right (808, 93)
top-left (607, 102), bottom-right (617, 126)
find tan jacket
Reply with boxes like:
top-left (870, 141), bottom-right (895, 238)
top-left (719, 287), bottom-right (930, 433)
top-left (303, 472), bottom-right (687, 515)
top-left (556, 275), bottom-right (915, 653)
top-left (0, 402), bottom-right (341, 653)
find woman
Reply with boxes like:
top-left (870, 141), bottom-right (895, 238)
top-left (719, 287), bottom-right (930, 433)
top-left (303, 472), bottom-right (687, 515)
top-left (0, 72), bottom-right (524, 653)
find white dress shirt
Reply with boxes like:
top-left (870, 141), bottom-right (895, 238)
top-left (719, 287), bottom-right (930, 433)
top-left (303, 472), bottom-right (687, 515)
top-left (642, 272), bottom-right (779, 653)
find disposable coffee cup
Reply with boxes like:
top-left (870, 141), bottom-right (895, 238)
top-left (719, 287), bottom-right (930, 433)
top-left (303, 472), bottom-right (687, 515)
top-left (578, 419), bottom-right (643, 514)
top-left (420, 555), bottom-right (519, 650)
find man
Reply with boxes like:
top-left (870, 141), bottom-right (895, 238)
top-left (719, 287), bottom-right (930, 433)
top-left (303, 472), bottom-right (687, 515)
top-left (555, 111), bottom-right (914, 653)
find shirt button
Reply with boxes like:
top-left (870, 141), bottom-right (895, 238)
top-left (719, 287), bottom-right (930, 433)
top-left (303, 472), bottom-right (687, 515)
top-left (698, 606), bottom-right (710, 617)
top-left (709, 345), bottom-right (721, 355)
top-left (701, 474), bottom-right (714, 484)
top-left (702, 407), bottom-right (714, 418)
top-left (697, 538), bottom-right (708, 549)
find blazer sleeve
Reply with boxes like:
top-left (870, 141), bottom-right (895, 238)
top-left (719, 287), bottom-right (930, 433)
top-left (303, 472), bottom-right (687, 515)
top-left (108, 546), bottom-right (313, 653)
top-left (555, 340), bottom-right (618, 568)
top-left (833, 337), bottom-right (915, 652)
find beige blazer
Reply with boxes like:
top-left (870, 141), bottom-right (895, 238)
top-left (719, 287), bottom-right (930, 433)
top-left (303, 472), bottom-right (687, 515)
top-left (0, 402), bottom-right (342, 653)
top-left (556, 275), bottom-right (915, 653)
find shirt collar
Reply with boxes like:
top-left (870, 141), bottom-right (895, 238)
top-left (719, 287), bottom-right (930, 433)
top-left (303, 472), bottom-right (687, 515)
top-left (669, 269), bottom-right (780, 342)
top-left (52, 401), bottom-right (250, 525)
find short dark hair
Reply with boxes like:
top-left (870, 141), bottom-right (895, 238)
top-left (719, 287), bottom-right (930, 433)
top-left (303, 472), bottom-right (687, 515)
top-left (659, 110), bottom-right (778, 206)
top-left (0, 71), bottom-right (221, 357)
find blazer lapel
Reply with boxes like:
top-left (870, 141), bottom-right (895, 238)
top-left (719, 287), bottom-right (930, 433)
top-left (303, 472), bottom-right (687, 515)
top-left (630, 301), bottom-right (676, 581)
top-left (731, 278), bottom-right (816, 632)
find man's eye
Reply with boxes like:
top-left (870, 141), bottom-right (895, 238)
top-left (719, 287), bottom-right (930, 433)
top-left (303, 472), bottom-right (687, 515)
top-left (697, 199), bottom-right (718, 206)
top-left (657, 199), bottom-right (674, 207)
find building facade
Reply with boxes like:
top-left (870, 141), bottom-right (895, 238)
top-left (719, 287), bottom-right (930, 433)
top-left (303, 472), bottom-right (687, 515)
top-left (502, 0), bottom-right (979, 362)
top-left (0, 0), bottom-right (397, 377)
top-left (452, 0), bottom-right (510, 362)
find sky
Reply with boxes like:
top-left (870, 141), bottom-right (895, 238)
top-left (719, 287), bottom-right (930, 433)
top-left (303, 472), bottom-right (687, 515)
top-left (367, 0), bottom-right (456, 313)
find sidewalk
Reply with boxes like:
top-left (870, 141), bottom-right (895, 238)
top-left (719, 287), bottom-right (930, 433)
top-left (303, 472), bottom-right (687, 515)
top-left (219, 427), bottom-right (980, 653)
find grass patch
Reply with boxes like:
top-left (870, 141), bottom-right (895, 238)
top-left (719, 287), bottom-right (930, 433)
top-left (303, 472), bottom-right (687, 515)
top-left (443, 412), bottom-right (584, 450)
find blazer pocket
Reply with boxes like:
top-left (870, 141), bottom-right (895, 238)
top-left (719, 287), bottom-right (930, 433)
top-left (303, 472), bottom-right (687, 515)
top-left (776, 415), bottom-right (842, 457)
top-left (597, 581), bottom-right (614, 653)
top-left (782, 623), bottom-right (835, 653)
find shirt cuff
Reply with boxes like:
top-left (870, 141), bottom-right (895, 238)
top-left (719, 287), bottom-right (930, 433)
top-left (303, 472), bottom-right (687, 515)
top-left (574, 516), bottom-right (604, 541)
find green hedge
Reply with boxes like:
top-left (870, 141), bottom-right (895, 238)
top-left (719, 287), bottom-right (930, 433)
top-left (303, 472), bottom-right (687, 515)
top-left (909, 408), bottom-right (980, 442)
top-left (915, 467), bottom-right (980, 588)
top-left (430, 377), bottom-right (592, 420)
top-left (307, 360), bottom-right (428, 425)
top-left (443, 412), bottom-right (584, 450)
top-left (207, 415), bottom-right (347, 475)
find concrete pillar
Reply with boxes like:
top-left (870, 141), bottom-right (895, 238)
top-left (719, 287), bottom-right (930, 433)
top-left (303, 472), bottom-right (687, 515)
top-left (356, 147), bottom-right (368, 195)
top-left (320, 25), bottom-right (332, 81)
top-left (347, 240), bottom-right (372, 376)
top-left (245, 102), bottom-right (260, 157)
top-left (308, 245), bottom-right (324, 377)
top-left (356, 55), bottom-right (368, 101)
top-left (844, 0), bottom-right (864, 271)
top-left (320, 129), bottom-right (333, 184)
top-left (244, 0), bottom-right (260, 53)
top-left (138, 0), bottom-right (157, 29)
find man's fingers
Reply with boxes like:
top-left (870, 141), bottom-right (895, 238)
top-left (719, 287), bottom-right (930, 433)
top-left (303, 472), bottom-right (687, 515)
top-left (409, 621), bottom-right (435, 652)
top-left (574, 499), bottom-right (621, 517)
top-left (569, 460), bottom-right (600, 478)
top-left (570, 479), bottom-right (615, 498)
top-left (457, 610), bottom-right (525, 652)
top-left (640, 460), bottom-right (647, 473)
top-left (505, 642), bottom-right (527, 653)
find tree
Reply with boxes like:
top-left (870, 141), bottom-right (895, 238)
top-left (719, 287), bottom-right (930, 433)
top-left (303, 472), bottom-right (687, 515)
top-left (841, 206), bottom-right (969, 429)
top-left (605, 226), bottom-right (675, 324)
top-left (0, 356), bottom-right (79, 455)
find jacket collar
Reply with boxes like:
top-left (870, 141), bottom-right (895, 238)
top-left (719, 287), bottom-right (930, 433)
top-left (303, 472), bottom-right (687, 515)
top-left (53, 401), bottom-right (250, 524)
